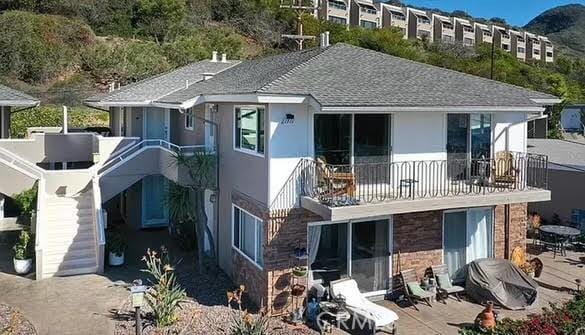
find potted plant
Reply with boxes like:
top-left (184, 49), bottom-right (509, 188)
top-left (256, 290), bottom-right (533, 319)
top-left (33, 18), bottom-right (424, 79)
top-left (13, 230), bottom-right (33, 274)
top-left (519, 262), bottom-right (536, 278)
top-left (107, 230), bottom-right (127, 266)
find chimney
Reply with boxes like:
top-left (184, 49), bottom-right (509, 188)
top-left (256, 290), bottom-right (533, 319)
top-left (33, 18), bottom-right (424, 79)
top-left (221, 53), bottom-right (227, 63)
top-left (211, 51), bottom-right (218, 62)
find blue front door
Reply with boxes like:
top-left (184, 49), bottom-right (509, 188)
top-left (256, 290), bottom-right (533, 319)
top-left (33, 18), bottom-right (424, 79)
top-left (142, 108), bottom-right (169, 228)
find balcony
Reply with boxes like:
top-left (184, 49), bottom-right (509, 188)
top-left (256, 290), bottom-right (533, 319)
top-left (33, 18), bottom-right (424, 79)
top-left (272, 153), bottom-right (550, 221)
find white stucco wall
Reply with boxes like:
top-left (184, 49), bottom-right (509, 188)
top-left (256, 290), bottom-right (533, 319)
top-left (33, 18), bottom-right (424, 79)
top-left (392, 112), bottom-right (447, 162)
top-left (493, 112), bottom-right (527, 154)
top-left (268, 103), bottom-right (313, 204)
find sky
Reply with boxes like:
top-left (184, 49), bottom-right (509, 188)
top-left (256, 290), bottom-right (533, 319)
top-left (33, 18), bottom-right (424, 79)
top-left (400, 0), bottom-right (585, 27)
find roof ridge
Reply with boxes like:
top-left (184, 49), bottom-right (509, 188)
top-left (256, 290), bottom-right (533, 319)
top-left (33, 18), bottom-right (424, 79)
top-left (336, 43), bottom-right (558, 99)
top-left (0, 84), bottom-right (39, 102)
top-left (257, 46), bottom-right (331, 93)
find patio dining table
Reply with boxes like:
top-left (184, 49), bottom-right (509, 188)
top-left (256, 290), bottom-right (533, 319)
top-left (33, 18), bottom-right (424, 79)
top-left (540, 225), bottom-right (581, 237)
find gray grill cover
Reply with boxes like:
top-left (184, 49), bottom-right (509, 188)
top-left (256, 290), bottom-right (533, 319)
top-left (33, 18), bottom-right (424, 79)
top-left (464, 258), bottom-right (538, 310)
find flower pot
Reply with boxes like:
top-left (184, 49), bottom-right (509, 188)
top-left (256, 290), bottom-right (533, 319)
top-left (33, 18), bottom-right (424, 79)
top-left (13, 258), bottom-right (32, 274)
top-left (476, 301), bottom-right (496, 330)
top-left (109, 251), bottom-right (125, 266)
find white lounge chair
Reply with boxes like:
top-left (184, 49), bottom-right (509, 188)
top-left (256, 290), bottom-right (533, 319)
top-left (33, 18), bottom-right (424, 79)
top-left (330, 279), bottom-right (398, 335)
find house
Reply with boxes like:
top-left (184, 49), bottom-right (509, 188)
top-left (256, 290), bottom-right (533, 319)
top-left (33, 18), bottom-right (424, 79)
top-left (528, 139), bottom-right (585, 231)
top-left (407, 7), bottom-right (432, 40)
top-left (349, 0), bottom-right (379, 29)
top-left (474, 22), bottom-right (493, 45)
top-left (524, 32), bottom-right (542, 62)
top-left (492, 25), bottom-right (512, 52)
top-left (454, 18), bottom-right (475, 47)
top-left (432, 14), bottom-right (455, 44)
top-left (319, 0), bottom-right (350, 27)
top-left (540, 36), bottom-right (554, 63)
top-left (510, 30), bottom-right (526, 62)
top-left (379, 3), bottom-right (407, 36)
top-left (0, 42), bottom-right (560, 317)
top-left (0, 84), bottom-right (39, 220)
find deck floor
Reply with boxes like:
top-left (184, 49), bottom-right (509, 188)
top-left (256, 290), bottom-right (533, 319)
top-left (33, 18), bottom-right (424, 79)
top-left (335, 246), bottom-right (583, 335)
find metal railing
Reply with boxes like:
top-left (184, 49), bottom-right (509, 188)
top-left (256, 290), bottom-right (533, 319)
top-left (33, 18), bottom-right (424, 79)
top-left (270, 153), bottom-right (548, 210)
top-left (91, 176), bottom-right (106, 273)
top-left (97, 139), bottom-right (206, 176)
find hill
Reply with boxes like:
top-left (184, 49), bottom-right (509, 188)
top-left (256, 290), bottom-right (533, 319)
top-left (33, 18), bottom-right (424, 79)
top-left (525, 4), bottom-right (585, 57)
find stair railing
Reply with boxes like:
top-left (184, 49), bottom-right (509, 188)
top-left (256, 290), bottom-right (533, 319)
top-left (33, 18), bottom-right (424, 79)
top-left (91, 176), bottom-right (106, 273)
top-left (34, 177), bottom-right (47, 279)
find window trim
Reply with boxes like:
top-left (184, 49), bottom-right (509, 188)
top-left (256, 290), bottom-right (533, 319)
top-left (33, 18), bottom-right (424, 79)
top-left (185, 108), bottom-right (194, 131)
top-left (231, 204), bottom-right (264, 270)
top-left (233, 105), bottom-right (265, 158)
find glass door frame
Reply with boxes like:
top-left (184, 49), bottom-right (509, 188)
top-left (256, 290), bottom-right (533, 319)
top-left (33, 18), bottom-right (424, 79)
top-left (446, 113), bottom-right (494, 161)
top-left (308, 215), bottom-right (394, 297)
top-left (442, 207), bottom-right (495, 267)
top-left (312, 112), bottom-right (393, 166)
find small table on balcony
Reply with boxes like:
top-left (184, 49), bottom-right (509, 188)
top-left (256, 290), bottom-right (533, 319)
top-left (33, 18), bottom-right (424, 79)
top-left (399, 179), bottom-right (418, 198)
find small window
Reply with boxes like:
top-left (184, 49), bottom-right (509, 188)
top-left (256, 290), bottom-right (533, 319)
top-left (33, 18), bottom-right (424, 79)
top-left (232, 205), bottom-right (264, 268)
top-left (517, 47), bottom-right (525, 53)
top-left (235, 106), bottom-right (265, 155)
top-left (360, 20), bottom-right (377, 29)
top-left (185, 108), bottom-right (194, 130)
top-left (329, 16), bottom-right (347, 25)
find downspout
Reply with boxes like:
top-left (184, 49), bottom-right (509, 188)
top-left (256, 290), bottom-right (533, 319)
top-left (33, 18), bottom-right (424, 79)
top-left (504, 204), bottom-right (510, 259)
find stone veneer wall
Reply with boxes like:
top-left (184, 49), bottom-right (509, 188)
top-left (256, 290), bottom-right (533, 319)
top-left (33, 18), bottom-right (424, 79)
top-left (230, 194), bottom-right (527, 312)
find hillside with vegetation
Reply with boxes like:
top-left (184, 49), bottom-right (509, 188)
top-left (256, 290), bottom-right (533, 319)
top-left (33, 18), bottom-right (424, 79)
top-left (0, 0), bottom-right (584, 137)
top-left (525, 4), bottom-right (585, 58)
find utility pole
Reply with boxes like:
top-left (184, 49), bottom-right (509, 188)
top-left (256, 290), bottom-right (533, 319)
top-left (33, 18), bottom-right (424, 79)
top-left (280, 0), bottom-right (317, 50)
top-left (490, 40), bottom-right (496, 80)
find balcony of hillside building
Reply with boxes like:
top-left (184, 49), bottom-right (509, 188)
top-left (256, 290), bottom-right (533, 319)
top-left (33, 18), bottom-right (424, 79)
top-left (275, 153), bottom-right (549, 221)
top-left (323, 0), bottom-right (349, 25)
top-left (382, 6), bottom-right (407, 32)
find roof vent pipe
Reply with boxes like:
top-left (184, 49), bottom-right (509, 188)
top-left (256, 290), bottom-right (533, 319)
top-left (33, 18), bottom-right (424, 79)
top-left (320, 31), bottom-right (330, 48)
top-left (221, 53), bottom-right (227, 63)
top-left (203, 73), bottom-right (214, 80)
top-left (211, 51), bottom-right (218, 62)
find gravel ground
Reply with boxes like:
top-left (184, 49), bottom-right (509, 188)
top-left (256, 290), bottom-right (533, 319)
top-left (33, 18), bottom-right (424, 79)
top-left (113, 299), bottom-right (319, 335)
top-left (0, 304), bottom-right (36, 335)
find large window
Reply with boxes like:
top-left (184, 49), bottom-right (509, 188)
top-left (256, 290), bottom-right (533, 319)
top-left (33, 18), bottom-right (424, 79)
top-left (328, 16), bottom-right (347, 25)
top-left (360, 20), bottom-right (377, 29)
top-left (233, 205), bottom-right (264, 268)
top-left (235, 106), bottom-right (265, 155)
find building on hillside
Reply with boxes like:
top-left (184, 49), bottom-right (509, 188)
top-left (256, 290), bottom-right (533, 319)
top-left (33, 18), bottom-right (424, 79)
top-left (349, 0), bottom-right (379, 28)
top-left (524, 32), bottom-right (542, 62)
top-left (474, 22), bottom-right (493, 45)
top-left (454, 18), bottom-right (475, 46)
top-left (510, 30), bottom-right (527, 62)
top-left (319, 0), bottom-right (351, 27)
top-left (407, 7), bottom-right (431, 40)
top-left (379, 3), bottom-right (407, 36)
top-left (432, 14), bottom-right (455, 44)
top-left (492, 25), bottom-right (512, 52)
top-left (528, 139), bottom-right (585, 231)
top-left (540, 36), bottom-right (554, 63)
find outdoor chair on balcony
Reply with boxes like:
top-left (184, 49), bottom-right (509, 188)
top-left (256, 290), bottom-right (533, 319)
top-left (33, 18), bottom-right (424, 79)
top-left (492, 151), bottom-right (519, 187)
top-left (430, 264), bottom-right (465, 303)
top-left (316, 157), bottom-right (356, 198)
top-left (399, 269), bottom-right (434, 311)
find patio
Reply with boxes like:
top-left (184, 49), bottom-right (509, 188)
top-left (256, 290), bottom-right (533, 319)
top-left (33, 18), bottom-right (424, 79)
top-left (368, 247), bottom-right (580, 335)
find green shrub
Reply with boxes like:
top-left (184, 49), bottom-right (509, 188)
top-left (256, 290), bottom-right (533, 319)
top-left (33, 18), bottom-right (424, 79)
top-left (0, 11), bottom-right (95, 83)
top-left (106, 230), bottom-right (127, 256)
top-left (13, 184), bottom-right (38, 222)
top-left (10, 106), bottom-right (108, 138)
top-left (141, 247), bottom-right (186, 327)
top-left (229, 311), bottom-right (269, 335)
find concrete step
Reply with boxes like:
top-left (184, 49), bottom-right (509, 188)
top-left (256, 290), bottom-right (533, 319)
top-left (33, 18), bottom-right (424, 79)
top-left (42, 239), bottom-right (96, 253)
top-left (44, 250), bottom-right (97, 264)
top-left (44, 233), bottom-right (95, 246)
top-left (47, 209), bottom-right (93, 219)
top-left (45, 224), bottom-right (94, 236)
top-left (44, 265), bottom-right (99, 278)
top-left (47, 217), bottom-right (94, 227)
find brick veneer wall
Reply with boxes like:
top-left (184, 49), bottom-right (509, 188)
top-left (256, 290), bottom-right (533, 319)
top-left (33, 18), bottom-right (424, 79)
top-left (230, 192), bottom-right (322, 315)
top-left (494, 203), bottom-right (528, 259)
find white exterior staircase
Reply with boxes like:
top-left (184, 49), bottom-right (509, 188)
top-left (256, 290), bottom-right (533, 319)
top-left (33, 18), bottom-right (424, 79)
top-left (40, 191), bottom-right (99, 278)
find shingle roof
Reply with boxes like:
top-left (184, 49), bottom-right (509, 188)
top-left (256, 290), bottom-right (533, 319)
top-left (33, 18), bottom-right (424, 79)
top-left (528, 139), bottom-right (585, 171)
top-left (159, 43), bottom-right (558, 108)
top-left (0, 84), bottom-right (39, 106)
top-left (86, 60), bottom-right (240, 104)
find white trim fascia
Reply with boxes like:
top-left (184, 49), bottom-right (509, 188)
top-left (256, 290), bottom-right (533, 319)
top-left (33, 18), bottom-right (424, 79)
top-left (0, 101), bottom-right (40, 107)
top-left (86, 101), bottom-right (152, 108)
top-left (530, 98), bottom-right (563, 104)
top-left (318, 106), bottom-right (546, 113)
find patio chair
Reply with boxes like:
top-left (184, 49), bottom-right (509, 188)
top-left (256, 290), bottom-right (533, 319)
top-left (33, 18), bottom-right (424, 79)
top-left (316, 157), bottom-right (356, 198)
top-left (399, 269), bottom-right (434, 311)
top-left (329, 278), bottom-right (398, 335)
top-left (491, 151), bottom-right (519, 186)
top-left (430, 264), bottom-right (465, 303)
top-left (539, 231), bottom-right (563, 258)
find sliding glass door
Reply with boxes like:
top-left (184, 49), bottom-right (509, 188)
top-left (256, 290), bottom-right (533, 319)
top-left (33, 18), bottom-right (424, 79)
top-left (309, 218), bottom-right (392, 295)
top-left (443, 208), bottom-right (494, 277)
top-left (447, 114), bottom-right (492, 180)
top-left (314, 114), bottom-right (391, 166)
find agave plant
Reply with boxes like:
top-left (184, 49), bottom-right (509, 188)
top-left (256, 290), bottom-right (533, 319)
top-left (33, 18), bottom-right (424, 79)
top-left (229, 310), bottom-right (269, 335)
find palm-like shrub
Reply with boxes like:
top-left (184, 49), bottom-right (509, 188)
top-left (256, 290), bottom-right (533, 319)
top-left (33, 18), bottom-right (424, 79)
top-left (229, 311), bottom-right (269, 335)
top-left (141, 247), bottom-right (186, 327)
